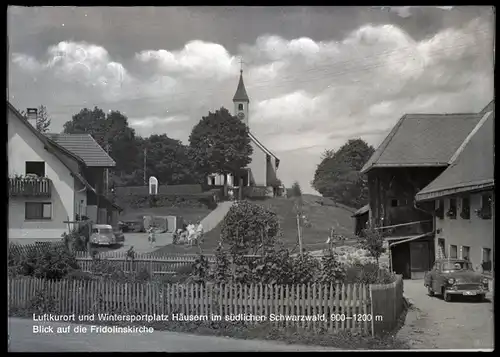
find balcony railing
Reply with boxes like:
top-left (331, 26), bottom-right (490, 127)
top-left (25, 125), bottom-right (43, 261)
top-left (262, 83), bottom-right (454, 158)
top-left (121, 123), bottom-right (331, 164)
top-left (378, 220), bottom-right (433, 238)
top-left (9, 177), bottom-right (52, 197)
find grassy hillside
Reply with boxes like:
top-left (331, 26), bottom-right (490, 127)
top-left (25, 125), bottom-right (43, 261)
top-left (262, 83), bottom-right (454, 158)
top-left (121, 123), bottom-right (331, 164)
top-left (154, 194), bottom-right (357, 256)
top-left (120, 207), bottom-right (212, 226)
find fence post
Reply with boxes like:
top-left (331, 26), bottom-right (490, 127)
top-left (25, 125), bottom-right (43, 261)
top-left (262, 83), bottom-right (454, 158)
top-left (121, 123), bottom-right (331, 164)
top-left (369, 284), bottom-right (375, 338)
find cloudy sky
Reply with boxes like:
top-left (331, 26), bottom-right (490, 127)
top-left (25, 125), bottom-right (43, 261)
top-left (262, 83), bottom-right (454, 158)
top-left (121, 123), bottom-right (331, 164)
top-left (8, 6), bottom-right (494, 193)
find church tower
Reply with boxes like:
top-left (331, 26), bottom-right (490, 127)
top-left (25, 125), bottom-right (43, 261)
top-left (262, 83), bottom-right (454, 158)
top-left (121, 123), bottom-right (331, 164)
top-left (233, 69), bottom-right (250, 127)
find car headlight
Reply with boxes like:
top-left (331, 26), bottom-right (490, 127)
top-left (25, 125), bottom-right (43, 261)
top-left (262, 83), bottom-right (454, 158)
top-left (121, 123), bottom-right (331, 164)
top-left (447, 278), bottom-right (455, 284)
top-left (482, 278), bottom-right (489, 284)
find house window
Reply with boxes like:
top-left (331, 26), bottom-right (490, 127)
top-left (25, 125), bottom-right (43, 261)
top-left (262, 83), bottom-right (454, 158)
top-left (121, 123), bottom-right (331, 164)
top-left (390, 199), bottom-right (399, 207)
top-left (238, 104), bottom-right (243, 111)
top-left (447, 198), bottom-right (457, 219)
top-left (436, 199), bottom-right (444, 219)
top-left (478, 193), bottom-right (492, 219)
top-left (460, 196), bottom-right (470, 219)
top-left (25, 161), bottom-right (45, 177)
top-left (482, 248), bottom-right (492, 272)
top-left (25, 202), bottom-right (52, 220)
top-left (438, 238), bottom-right (446, 258)
top-left (462, 246), bottom-right (470, 261)
top-left (449, 245), bottom-right (458, 259)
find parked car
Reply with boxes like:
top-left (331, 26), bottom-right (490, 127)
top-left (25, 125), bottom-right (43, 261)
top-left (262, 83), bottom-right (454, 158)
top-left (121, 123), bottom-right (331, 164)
top-left (424, 259), bottom-right (489, 302)
top-left (90, 224), bottom-right (116, 246)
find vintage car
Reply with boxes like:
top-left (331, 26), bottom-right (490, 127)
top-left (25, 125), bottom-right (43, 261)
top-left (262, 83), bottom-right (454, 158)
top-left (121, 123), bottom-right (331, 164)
top-left (90, 224), bottom-right (116, 246)
top-left (424, 259), bottom-right (490, 302)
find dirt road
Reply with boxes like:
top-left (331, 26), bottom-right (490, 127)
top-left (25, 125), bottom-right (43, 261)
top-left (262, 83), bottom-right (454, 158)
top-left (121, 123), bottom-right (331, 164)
top-left (397, 279), bottom-right (494, 350)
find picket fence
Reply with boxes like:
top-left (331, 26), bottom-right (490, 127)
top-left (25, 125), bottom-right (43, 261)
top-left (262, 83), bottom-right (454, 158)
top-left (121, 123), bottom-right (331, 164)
top-left (74, 252), bottom-right (266, 276)
top-left (8, 275), bottom-right (403, 337)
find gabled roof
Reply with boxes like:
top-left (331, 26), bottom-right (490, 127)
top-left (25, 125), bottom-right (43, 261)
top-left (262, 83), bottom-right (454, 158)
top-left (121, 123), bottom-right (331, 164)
top-left (7, 101), bottom-right (85, 165)
top-left (233, 70), bottom-right (250, 102)
top-left (46, 133), bottom-right (116, 167)
top-left (361, 113), bottom-right (483, 174)
top-left (249, 132), bottom-right (279, 161)
top-left (480, 99), bottom-right (494, 114)
top-left (415, 111), bottom-right (494, 201)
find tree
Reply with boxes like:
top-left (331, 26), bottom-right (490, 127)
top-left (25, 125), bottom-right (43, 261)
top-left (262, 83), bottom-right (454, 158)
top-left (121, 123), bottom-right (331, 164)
top-left (358, 223), bottom-right (386, 266)
top-left (220, 201), bottom-right (280, 255)
top-left (20, 105), bottom-right (52, 133)
top-left (189, 107), bottom-right (253, 194)
top-left (63, 108), bottom-right (139, 174)
top-left (143, 134), bottom-right (204, 185)
top-left (312, 138), bottom-right (375, 209)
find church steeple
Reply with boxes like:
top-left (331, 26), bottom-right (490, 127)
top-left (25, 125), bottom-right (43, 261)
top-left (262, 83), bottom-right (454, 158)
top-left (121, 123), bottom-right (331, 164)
top-left (233, 66), bottom-right (250, 126)
top-left (233, 69), bottom-right (250, 103)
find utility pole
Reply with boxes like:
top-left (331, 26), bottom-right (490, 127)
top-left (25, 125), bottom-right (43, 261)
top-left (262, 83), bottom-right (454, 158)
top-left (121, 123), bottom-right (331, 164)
top-left (105, 143), bottom-right (110, 194)
top-left (143, 147), bottom-right (147, 185)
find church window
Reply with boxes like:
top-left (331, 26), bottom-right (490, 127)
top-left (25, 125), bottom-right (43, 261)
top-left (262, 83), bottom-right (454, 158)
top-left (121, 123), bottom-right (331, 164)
top-left (238, 104), bottom-right (243, 111)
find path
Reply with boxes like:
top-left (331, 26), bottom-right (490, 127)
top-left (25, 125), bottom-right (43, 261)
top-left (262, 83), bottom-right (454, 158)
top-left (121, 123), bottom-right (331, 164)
top-left (8, 318), bottom-right (334, 352)
top-left (397, 279), bottom-right (494, 350)
top-left (200, 201), bottom-right (234, 233)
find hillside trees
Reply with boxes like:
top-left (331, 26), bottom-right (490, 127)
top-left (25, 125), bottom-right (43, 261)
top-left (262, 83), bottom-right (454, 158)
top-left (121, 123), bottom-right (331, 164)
top-left (189, 107), bottom-right (253, 198)
top-left (312, 139), bottom-right (374, 209)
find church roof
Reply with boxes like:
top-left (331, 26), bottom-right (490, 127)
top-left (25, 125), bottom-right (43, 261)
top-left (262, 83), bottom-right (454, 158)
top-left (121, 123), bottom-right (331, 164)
top-left (233, 70), bottom-right (250, 102)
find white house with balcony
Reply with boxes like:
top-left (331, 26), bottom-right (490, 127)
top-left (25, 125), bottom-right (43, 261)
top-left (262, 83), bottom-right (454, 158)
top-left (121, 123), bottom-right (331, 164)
top-left (8, 101), bottom-right (121, 243)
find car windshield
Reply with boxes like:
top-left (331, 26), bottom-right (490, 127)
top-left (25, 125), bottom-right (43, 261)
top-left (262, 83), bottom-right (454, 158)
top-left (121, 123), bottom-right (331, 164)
top-left (442, 261), bottom-right (473, 271)
top-left (99, 228), bottom-right (113, 234)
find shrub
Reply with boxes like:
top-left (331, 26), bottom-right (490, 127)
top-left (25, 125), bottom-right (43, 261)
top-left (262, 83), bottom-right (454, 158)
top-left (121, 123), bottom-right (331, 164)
top-left (344, 262), bottom-right (395, 285)
top-left (358, 224), bottom-right (386, 266)
top-left (210, 245), bottom-right (231, 284)
top-left (289, 252), bottom-right (321, 285)
top-left (320, 249), bottom-right (346, 284)
top-left (220, 201), bottom-right (281, 255)
top-left (12, 244), bottom-right (79, 280)
top-left (191, 254), bottom-right (210, 285)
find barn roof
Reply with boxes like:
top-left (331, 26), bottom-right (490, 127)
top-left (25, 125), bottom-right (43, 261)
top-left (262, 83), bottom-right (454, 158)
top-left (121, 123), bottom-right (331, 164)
top-left (416, 111), bottom-right (494, 201)
top-left (361, 113), bottom-right (483, 174)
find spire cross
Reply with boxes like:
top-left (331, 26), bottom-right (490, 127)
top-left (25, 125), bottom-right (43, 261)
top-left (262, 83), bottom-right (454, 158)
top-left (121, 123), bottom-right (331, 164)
top-left (239, 57), bottom-right (244, 72)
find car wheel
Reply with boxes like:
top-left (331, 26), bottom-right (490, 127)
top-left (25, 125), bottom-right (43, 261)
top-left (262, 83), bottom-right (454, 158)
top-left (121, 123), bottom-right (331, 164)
top-left (477, 294), bottom-right (486, 302)
top-left (444, 291), bottom-right (452, 302)
top-left (427, 286), bottom-right (435, 297)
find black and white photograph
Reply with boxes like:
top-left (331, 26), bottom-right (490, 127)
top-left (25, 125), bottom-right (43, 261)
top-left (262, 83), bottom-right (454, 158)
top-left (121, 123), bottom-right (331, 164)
top-left (7, 5), bottom-right (494, 352)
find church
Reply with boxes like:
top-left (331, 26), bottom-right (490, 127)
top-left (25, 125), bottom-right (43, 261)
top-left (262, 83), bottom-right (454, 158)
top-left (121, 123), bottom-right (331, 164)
top-left (206, 69), bottom-right (282, 196)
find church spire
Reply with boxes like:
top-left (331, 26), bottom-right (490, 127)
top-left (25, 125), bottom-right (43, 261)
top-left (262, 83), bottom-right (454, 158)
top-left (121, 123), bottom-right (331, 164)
top-left (233, 68), bottom-right (250, 103)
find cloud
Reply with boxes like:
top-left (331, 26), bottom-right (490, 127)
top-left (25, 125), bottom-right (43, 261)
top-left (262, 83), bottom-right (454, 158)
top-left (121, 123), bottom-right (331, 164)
top-left (136, 40), bottom-right (239, 80)
top-left (9, 12), bottom-right (494, 194)
top-left (381, 6), bottom-right (454, 18)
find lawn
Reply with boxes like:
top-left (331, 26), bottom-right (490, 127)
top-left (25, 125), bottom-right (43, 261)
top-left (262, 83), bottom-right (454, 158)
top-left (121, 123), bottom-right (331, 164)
top-left (154, 194), bottom-right (358, 256)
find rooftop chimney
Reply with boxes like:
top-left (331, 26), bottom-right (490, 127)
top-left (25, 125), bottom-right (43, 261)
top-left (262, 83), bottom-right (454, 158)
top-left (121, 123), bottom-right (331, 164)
top-left (26, 108), bottom-right (38, 128)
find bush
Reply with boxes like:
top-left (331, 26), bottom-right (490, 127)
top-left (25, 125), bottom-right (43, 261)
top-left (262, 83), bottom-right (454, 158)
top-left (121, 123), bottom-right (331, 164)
top-left (10, 244), bottom-right (79, 280)
top-left (289, 252), bottom-right (321, 285)
top-left (344, 262), bottom-right (395, 285)
top-left (220, 201), bottom-right (281, 255)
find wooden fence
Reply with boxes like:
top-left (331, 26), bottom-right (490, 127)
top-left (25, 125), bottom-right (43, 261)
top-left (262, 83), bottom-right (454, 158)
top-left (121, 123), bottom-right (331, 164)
top-left (74, 252), bottom-right (266, 276)
top-left (8, 275), bottom-right (404, 336)
top-left (8, 276), bottom-right (372, 334)
top-left (369, 275), bottom-right (404, 336)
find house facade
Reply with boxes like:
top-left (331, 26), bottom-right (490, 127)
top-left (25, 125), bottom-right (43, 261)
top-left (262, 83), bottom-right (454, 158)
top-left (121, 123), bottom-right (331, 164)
top-left (8, 102), bottom-right (120, 243)
top-left (207, 70), bottom-right (281, 196)
top-left (416, 109), bottom-right (494, 276)
top-left (360, 110), bottom-right (485, 279)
